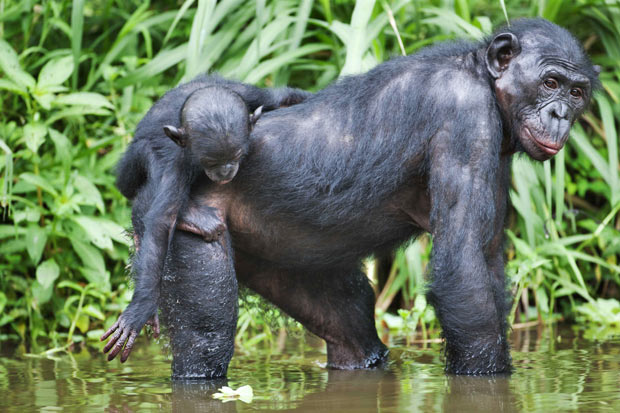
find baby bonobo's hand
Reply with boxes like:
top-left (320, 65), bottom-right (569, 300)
top-left (100, 311), bottom-right (159, 362)
top-left (176, 207), bottom-right (226, 242)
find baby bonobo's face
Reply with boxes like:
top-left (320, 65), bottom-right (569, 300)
top-left (186, 127), bottom-right (249, 184)
top-left (199, 144), bottom-right (244, 184)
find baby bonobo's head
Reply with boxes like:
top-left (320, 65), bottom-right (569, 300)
top-left (163, 86), bottom-right (262, 184)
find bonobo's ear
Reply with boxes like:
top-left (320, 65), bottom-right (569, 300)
top-left (593, 65), bottom-right (601, 75)
top-left (486, 33), bottom-right (521, 79)
top-left (249, 105), bottom-right (263, 129)
top-left (163, 125), bottom-right (187, 147)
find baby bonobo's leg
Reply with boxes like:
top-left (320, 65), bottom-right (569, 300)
top-left (176, 205), bottom-right (226, 242)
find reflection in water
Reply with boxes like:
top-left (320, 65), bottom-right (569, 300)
top-left (444, 376), bottom-right (518, 413)
top-left (172, 379), bottom-right (235, 413)
top-left (0, 326), bottom-right (619, 412)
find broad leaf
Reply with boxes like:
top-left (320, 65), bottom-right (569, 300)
top-left (37, 55), bottom-right (74, 89)
top-left (36, 259), bottom-right (60, 289)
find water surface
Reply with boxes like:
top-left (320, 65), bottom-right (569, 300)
top-left (0, 326), bottom-right (618, 412)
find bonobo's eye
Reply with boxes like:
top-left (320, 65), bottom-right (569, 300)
top-left (543, 78), bottom-right (559, 90)
top-left (570, 88), bottom-right (583, 99)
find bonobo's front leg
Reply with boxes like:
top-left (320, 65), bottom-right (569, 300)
top-left (426, 132), bottom-right (512, 375)
top-left (101, 172), bottom-right (185, 362)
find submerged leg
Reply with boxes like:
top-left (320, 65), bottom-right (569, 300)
top-left (236, 254), bottom-right (388, 369)
top-left (160, 230), bottom-right (238, 379)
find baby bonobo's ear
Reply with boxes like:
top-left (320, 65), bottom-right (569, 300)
top-left (249, 106), bottom-right (263, 129)
top-left (163, 125), bottom-right (187, 147)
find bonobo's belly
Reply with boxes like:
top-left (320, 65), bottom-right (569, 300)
top-left (185, 182), bottom-right (430, 269)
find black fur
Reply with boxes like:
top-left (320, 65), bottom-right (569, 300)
top-left (101, 76), bottom-right (312, 365)
top-left (109, 19), bottom-right (598, 377)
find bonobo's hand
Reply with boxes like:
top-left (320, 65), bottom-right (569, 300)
top-left (100, 312), bottom-right (159, 362)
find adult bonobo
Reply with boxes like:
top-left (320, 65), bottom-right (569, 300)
top-left (108, 19), bottom-right (599, 377)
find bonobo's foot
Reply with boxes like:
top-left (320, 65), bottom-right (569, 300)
top-left (101, 311), bottom-right (158, 362)
top-left (176, 208), bottom-right (226, 242)
top-left (445, 334), bottom-right (512, 375)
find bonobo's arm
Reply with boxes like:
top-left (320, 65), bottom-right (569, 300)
top-left (425, 127), bottom-right (512, 375)
top-left (101, 166), bottom-right (188, 362)
top-left (212, 78), bottom-right (312, 111)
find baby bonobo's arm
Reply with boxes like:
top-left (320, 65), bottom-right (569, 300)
top-left (101, 168), bottom-right (187, 362)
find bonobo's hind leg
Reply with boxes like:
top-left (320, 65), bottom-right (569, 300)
top-left (236, 254), bottom-right (388, 369)
top-left (160, 230), bottom-right (238, 379)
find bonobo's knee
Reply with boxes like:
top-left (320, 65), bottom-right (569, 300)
top-left (160, 230), bottom-right (238, 379)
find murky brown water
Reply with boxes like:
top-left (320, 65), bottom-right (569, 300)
top-left (0, 326), bottom-right (619, 412)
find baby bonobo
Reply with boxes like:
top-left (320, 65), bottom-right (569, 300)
top-left (101, 86), bottom-right (259, 360)
top-left (162, 86), bottom-right (261, 240)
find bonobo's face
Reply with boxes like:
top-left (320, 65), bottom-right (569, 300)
top-left (195, 139), bottom-right (245, 184)
top-left (187, 130), bottom-right (248, 184)
top-left (487, 25), bottom-right (599, 161)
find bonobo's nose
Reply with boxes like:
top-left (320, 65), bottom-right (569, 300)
top-left (549, 101), bottom-right (569, 120)
top-left (216, 162), bottom-right (239, 182)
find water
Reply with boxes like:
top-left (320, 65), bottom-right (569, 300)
top-left (0, 326), bottom-right (619, 412)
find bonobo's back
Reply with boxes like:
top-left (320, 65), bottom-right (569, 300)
top-left (236, 42), bottom-right (491, 229)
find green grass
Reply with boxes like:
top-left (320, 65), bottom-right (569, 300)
top-left (0, 0), bottom-right (618, 350)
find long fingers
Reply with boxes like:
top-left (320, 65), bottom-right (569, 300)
top-left (100, 320), bottom-right (120, 341)
top-left (102, 326), bottom-right (123, 353)
top-left (120, 331), bottom-right (139, 363)
top-left (107, 328), bottom-right (130, 361)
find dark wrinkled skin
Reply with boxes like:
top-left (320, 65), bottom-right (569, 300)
top-left (109, 19), bottom-right (599, 378)
top-left (101, 77), bottom-right (311, 363)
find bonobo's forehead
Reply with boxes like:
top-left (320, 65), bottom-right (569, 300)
top-left (537, 56), bottom-right (592, 85)
top-left (499, 18), bottom-right (599, 89)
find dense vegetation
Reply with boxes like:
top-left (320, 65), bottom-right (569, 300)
top-left (0, 0), bottom-right (618, 352)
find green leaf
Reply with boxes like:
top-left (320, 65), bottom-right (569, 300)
top-left (80, 268), bottom-right (111, 292)
top-left (0, 78), bottom-right (27, 95)
top-left (76, 313), bottom-right (90, 333)
top-left (0, 225), bottom-right (27, 238)
top-left (72, 175), bottom-right (104, 212)
top-left (71, 239), bottom-right (105, 274)
top-left (23, 123), bottom-right (47, 154)
top-left (0, 39), bottom-right (35, 89)
top-left (31, 280), bottom-right (53, 305)
top-left (36, 259), bottom-right (60, 289)
top-left (54, 92), bottom-right (114, 109)
top-left (37, 55), bottom-right (74, 89)
top-left (45, 107), bottom-right (110, 124)
top-left (48, 129), bottom-right (72, 164)
top-left (33, 92), bottom-right (54, 110)
top-left (26, 225), bottom-right (47, 264)
top-left (82, 304), bottom-right (105, 320)
top-left (0, 292), bottom-right (6, 314)
top-left (19, 173), bottom-right (59, 197)
top-left (72, 216), bottom-right (113, 250)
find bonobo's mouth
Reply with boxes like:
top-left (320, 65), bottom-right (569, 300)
top-left (523, 126), bottom-right (562, 156)
top-left (217, 179), bottom-right (232, 185)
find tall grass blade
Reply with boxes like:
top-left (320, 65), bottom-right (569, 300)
top-left (597, 96), bottom-right (619, 205)
top-left (186, 0), bottom-right (216, 81)
top-left (70, 0), bottom-right (84, 90)
top-left (340, 0), bottom-right (376, 76)
top-left (163, 0), bottom-right (195, 46)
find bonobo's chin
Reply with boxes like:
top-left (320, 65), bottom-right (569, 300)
top-left (518, 127), bottom-right (566, 161)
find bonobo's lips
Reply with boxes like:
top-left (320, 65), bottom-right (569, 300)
top-left (523, 126), bottom-right (561, 156)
